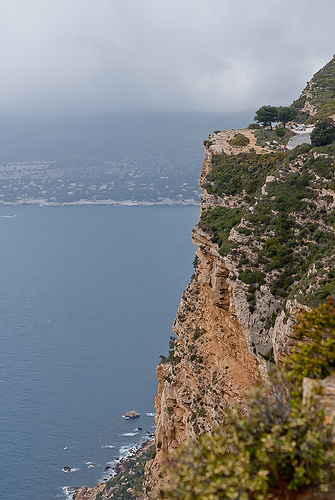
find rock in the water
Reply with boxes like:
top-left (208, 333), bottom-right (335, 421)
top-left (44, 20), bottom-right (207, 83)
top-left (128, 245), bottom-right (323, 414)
top-left (125, 410), bottom-right (140, 418)
top-left (63, 466), bottom-right (72, 472)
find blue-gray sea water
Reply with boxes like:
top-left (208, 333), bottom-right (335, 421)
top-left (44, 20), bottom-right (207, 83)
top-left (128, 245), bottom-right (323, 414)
top-left (0, 204), bottom-right (199, 499)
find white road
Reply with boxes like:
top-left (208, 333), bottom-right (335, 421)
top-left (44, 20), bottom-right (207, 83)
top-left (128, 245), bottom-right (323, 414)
top-left (287, 130), bottom-right (313, 150)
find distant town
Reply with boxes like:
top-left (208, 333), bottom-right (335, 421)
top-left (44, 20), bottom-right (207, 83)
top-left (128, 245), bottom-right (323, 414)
top-left (0, 160), bottom-right (201, 205)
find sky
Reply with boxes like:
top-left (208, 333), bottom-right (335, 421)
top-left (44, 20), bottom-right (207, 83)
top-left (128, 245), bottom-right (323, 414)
top-left (1, 0), bottom-right (335, 117)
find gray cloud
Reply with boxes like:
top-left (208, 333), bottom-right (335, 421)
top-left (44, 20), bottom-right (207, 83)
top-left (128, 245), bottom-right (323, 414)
top-left (0, 0), bottom-right (334, 116)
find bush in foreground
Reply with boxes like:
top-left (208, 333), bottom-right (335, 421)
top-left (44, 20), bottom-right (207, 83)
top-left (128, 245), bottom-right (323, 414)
top-left (160, 301), bottom-right (335, 499)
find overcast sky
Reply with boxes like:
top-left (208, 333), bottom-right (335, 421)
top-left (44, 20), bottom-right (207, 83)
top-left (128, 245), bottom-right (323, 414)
top-left (1, 0), bottom-right (334, 117)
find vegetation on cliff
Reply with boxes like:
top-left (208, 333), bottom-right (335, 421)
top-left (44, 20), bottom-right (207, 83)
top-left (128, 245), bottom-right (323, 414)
top-left (292, 55), bottom-right (335, 122)
top-left (160, 301), bottom-right (335, 500)
top-left (285, 298), bottom-right (335, 392)
top-left (200, 141), bottom-right (335, 307)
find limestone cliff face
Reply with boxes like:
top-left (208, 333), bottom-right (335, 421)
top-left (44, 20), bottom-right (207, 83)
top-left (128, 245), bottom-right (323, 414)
top-left (155, 225), bottom-right (260, 452)
top-left (145, 135), bottom-right (310, 495)
top-left (146, 124), bottom-right (335, 495)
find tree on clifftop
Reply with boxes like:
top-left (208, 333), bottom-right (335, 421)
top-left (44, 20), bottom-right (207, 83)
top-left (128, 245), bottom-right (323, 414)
top-left (277, 106), bottom-right (297, 127)
top-left (254, 105), bottom-right (278, 130)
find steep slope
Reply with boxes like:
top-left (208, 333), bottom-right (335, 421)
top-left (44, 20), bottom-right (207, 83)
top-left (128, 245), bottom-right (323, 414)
top-left (146, 127), bottom-right (335, 496)
top-left (292, 54), bottom-right (335, 121)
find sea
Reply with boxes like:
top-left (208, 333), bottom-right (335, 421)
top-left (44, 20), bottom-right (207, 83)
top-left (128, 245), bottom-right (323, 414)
top-left (0, 204), bottom-right (199, 500)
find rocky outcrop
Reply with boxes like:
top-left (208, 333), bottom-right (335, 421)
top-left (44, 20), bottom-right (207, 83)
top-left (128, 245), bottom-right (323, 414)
top-left (292, 54), bottom-right (335, 121)
top-left (125, 410), bottom-right (140, 418)
top-left (73, 483), bottom-right (105, 500)
top-left (144, 221), bottom-right (261, 496)
top-left (154, 233), bottom-right (260, 451)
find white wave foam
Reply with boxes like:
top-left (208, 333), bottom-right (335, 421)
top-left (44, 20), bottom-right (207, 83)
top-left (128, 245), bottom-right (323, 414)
top-left (61, 486), bottom-right (76, 499)
top-left (121, 432), bottom-right (138, 437)
top-left (101, 444), bottom-right (114, 448)
top-left (0, 215), bottom-right (17, 218)
top-left (146, 412), bottom-right (156, 417)
top-left (119, 443), bottom-right (139, 459)
top-left (62, 467), bottom-right (79, 473)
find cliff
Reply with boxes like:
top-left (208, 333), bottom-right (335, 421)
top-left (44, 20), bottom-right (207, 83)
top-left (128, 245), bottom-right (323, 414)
top-left (145, 125), bottom-right (335, 496)
top-left (75, 124), bottom-right (335, 498)
top-left (74, 58), bottom-right (335, 499)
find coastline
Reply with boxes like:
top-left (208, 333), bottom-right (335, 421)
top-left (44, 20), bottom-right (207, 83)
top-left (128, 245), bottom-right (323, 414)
top-left (68, 439), bottom-right (155, 500)
top-left (0, 197), bottom-right (201, 207)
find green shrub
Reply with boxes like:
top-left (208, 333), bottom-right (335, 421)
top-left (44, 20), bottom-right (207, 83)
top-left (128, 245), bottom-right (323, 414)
top-left (161, 301), bottom-right (335, 499)
top-left (310, 117), bottom-right (335, 147)
top-left (193, 326), bottom-right (203, 341)
top-left (198, 206), bottom-right (244, 254)
top-left (285, 298), bottom-right (335, 392)
top-left (239, 270), bottom-right (265, 285)
top-left (159, 336), bottom-right (180, 364)
top-left (229, 133), bottom-right (250, 146)
top-left (161, 384), bottom-right (334, 499)
top-left (248, 123), bottom-right (261, 129)
top-left (275, 126), bottom-right (286, 138)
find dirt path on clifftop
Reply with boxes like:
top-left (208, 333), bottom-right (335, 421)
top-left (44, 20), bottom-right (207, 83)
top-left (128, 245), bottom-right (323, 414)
top-left (208, 129), bottom-right (272, 155)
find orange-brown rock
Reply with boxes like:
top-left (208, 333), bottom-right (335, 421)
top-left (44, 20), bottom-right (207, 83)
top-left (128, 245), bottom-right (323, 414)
top-left (125, 410), bottom-right (140, 418)
top-left (73, 482), bottom-right (105, 499)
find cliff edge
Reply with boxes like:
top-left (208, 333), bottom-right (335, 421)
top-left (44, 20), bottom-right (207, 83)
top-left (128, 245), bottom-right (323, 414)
top-left (145, 124), bottom-right (335, 496)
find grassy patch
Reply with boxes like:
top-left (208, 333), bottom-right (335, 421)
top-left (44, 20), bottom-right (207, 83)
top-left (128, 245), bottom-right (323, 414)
top-left (198, 206), bottom-right (244, 256)
top-left (202, 151), bottom-right (287, 197)
top-left (229, 133), bottom-right (250, 147)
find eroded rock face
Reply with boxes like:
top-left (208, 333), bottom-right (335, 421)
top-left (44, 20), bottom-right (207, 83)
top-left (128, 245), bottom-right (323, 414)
top-left (155, 228), bottom-right (260, 452)
top-left (272, 299), bottom-right (309, 364)
top-left (145, 129), bottom-right (334, 496)
top-left (143, 225), bottom-right (261, 497)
